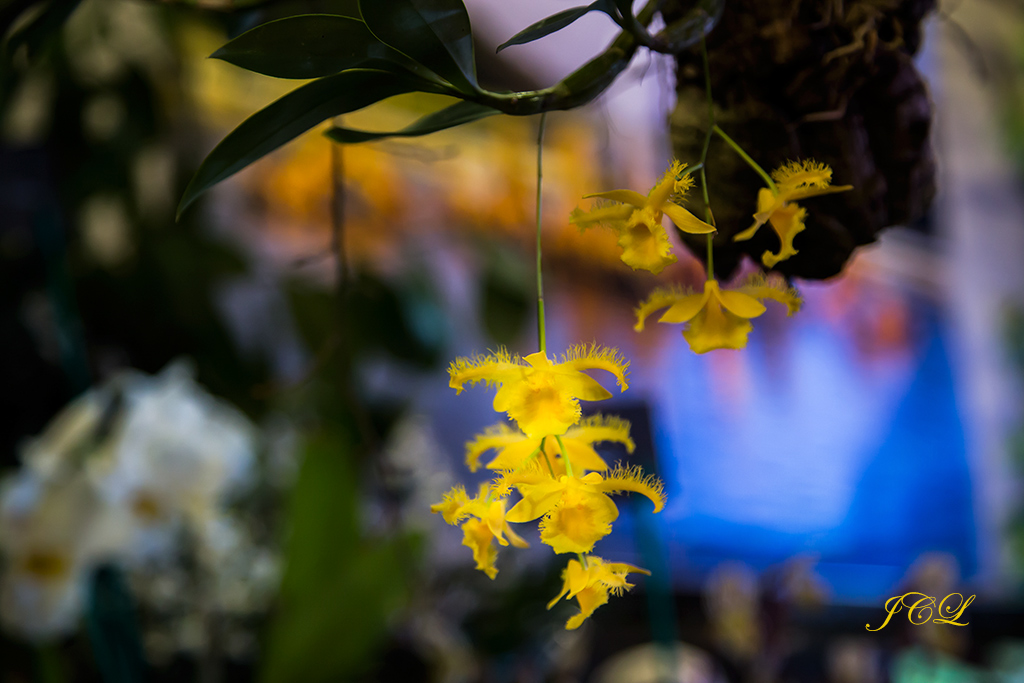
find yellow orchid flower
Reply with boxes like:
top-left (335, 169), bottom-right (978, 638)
top-left (570, 160), bottom-right (715, 275)
top-left (430, 484), bottom-right (529, 579)
top-left (505, 466), bottom-right (665, 554)
top-left (732, 160), bottom-right (853, 268)
top-left (448, 345), bottom-right (629, 438)
top-left (464, 415), bottom-right (635, 473)
top-left (548, 555), bottom-right (650, 629)
top-left (635, 274), bottom-right (802, 354)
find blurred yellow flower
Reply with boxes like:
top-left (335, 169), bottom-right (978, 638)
top-left (448, 346), bottom-right (629, 438)
top-left (571, 160), bottom-right (715, 274)
top-left (548, 555), bottom-right (650, 629)
top-left (464, 415), bottom-right (634, 473)
top-left (430, 484), bottom-right (528, 579)
top-left (635, 275), bottom-right (802, 354)
top-left (505, 466), bottom-right (665, 554)
top-left (733, 160), bottom-right (852, 268)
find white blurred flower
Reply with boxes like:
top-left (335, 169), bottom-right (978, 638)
top-left (0, 359), bottom-right (262, 641)
top-left (21, 385), bottom-right (119, 482)
top-left (0, 471), bottom-right (129, 640)
top-left (91, 362), bottom-right (257, 558)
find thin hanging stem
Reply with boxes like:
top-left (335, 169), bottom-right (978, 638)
top-left (554, 434), bottom-right (573, 478)
top-left (698, 34), bottom-right (715, 227)
top-left (540, 437), bottom-right (556, 478)
top-left (330, 132), bottom-right (377, 452)
top-left (713, 125), bottom-right (777, 194)
top-left (706, 233), bottom-right (714, 280)
top-left (699, 35), bottom-right (716, 280)
top-left (536, 112), bottom-right (548, 354)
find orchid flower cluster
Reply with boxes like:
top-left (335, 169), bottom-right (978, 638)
top-left (433, 108), bottom-right (851, 629)
top-left (433, 347), bottom-right (664, 629)
top-left (574, 157), bottom-right (850, 354)
top-left (0, 362), bottom-right (265, 641)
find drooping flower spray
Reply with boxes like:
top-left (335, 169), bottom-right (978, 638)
top-left (573, 35), bottom-right (849, 354)
top-left (432, 114), bottom-right (665, 630)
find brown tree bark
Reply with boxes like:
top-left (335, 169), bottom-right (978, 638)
top-left (667, 0), bottom-right (936, 280)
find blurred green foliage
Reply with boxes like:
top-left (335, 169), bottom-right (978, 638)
top-left (261, 431), bottom-right (420, 683)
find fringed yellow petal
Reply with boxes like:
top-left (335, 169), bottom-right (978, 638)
top-left (634, 285), bottom-right (690, 332)
top-left (539, 488), bottom-right (619, 554)
top-left (772, 159), bottom-right (833, 191)
top-left (465, 423), bottom-right (526, 472)
top-left (565, 414), bottom-right (635, 452)
top-left (558, 415), bottom-right (632, 470)
top-left (647, 160), bottom-right (686, 208)
top-left (430, 485), bottom-right (471, 525)
top-left (616, 210), bottom-right (677, 274)
top-left (738, 273), bottom-right (803, 315)
top-left (671, 161), bottom-right (696, 198)
top-left (494, 378), bottom-right (581, 438)
top-left (487, 438), bottom-right (543, 471)
top-left (560, 344), bottom-right (629, 391)
top-left (448, 349), bottom-right (522, 393)
top-left (601, 562), bottom-right (651, 594)
top-left (491, 463), bottom-right (546, 499)
top-left (593, 465), bottom-right (666, 513)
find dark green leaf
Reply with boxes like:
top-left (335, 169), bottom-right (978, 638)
top-left (359, 0), bottom-right (477, 93)
top-left (213, 14), bottom-right (424, 80)
top-left (324, 99), bottom-right (500, 143)
top-left (178, 69), bottom-right (440, 218)
top-left (657, 0), bottom-right (724, 51)
top-left (496, 0), bottom-right (616, 53)
top-left (614, 0), bottom-right (633, 19)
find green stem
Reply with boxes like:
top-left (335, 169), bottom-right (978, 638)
top-left (540, 438), bottom-right (556, 478)
top-left (554, 434), bottom-right (574, 478)
top-left (713, 124), bottom-right (778, 194)
top-left (520, 443), bottom-right (543, 470)
top-left (577, 552), bottom-right (589, 568)
top-left (698, 34), bottom-right (717, 281)
top-left (698, 35), bottom-right (715, 228)
top-left (706, 234), bottom-right (714, 280)
top-left (535, 112), bottom-right (548, 354)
